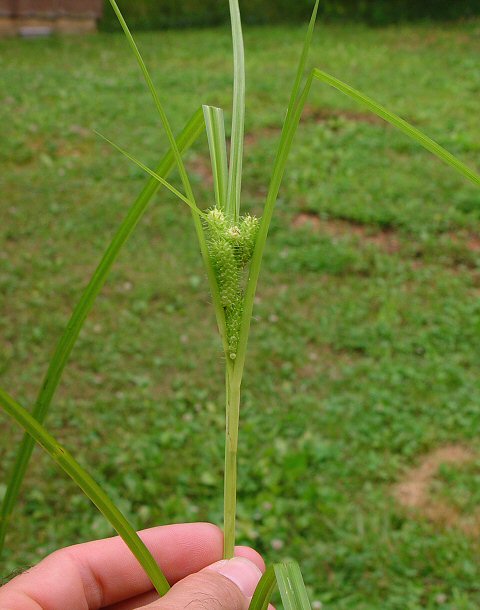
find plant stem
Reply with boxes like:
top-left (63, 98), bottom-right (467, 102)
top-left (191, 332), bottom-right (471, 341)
top-left (223, 367), bottom-right (241, 558)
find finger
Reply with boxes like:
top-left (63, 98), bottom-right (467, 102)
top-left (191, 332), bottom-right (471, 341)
top-left (0, 522), bottom-right (223, 610)
top-left (103, 544), bottom-right (266, 610)
top-left (234, 545), bottom-right (266, 572)
top-left (103, 589), bottom-right (159, 610)
top-left (139, 557), bottom-right (262, 610)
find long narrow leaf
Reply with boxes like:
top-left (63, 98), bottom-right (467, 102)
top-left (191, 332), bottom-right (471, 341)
top-left (96, 131), bottom-right (206, 218)
top-left (313, 68), bottom-right (480, 187)
top-left (234, 75), bottom-right (313, 383)
top-left (286, 0), bottom-right (320, 120)
top-left (226, 0), bottom-right (245, 221)
top-left (249, 565), bottom-right (277, 610)
top-left (274, 562), bottom-right (312, 610)
top-left (0, 108), bottom-right (205, 556)
top-left (107, 0), bottom-right (196, 203)
top-left (0, 387), bottom-right (170, 596)
top-left (203, 105), bottom-right (229, 209)
top-left (233, 1), bottom-right (320, 382)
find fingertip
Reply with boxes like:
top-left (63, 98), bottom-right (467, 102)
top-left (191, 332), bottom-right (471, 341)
top-left (192, 522), bottom-right (224, 547)
top-left (234, 545), bottom-right (266, 572)
top-left (205, 557), bottom-right (262, 598)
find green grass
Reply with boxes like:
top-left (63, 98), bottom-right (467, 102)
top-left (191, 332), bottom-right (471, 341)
top-left (432, 460), bottom-right (480, 515)
top-left (1, 20), bottom-right (480, 609)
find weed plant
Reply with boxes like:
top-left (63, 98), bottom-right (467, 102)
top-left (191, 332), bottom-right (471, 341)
top-left (0, 0), bottom-right (479, 607)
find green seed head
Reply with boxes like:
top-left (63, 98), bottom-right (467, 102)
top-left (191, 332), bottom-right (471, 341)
top-left (236, 214), bottom-right (259, 265)
top-left (227, 225), bottom-right (241, 241)
top-left (225, 296), bottom-right (243, 358)
top-left (208, 237), bottom-right (239, 308)
top-left (206, 208), bottom-right (228, 237)
top-left (204, 210), bottom-right (259, 356)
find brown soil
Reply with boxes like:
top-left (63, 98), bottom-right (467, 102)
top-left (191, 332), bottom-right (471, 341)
top-left (393, 445), bottom-right (480, 534)
top-left (467, 235), bottom-right (480, 252)
top-left (292, 212), bottom-right (401, 254)
top-left (302, 105), bottom-right (384, 126)
top-left (243, 105), bottom-right (383, 148)
top-left (447, 231), bottom-right (480, 254)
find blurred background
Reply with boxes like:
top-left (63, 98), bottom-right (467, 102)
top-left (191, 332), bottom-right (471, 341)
top-left (1, 1), bottom-right (480, 609)
top-left (1, 0), bottom-right (480, 34)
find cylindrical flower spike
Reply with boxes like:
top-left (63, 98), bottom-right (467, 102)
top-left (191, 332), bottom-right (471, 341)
top-left (208, 237), bottom-right (239, 308)
top-left (205, 207), bottom-right (259, 359)
top-left (237, 214), bottom-right (259, 266)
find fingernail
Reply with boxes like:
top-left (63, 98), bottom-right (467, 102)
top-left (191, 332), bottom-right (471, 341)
top-left (206, 557), bottom-right (263, 597)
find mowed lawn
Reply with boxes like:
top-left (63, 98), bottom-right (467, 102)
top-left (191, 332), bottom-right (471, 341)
top-left (1, 20), bottom-right (480, 609)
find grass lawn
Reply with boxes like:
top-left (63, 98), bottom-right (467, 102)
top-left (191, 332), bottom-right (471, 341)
top-left (1, 19), bottom-right (480, 609)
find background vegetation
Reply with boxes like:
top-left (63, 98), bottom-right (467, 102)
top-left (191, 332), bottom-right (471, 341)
top-left (1, 18), bottom-right (480, 609)
top-left (100, 0), bottom-right (480, 30)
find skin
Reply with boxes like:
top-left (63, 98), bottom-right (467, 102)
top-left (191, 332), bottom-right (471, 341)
top-left (0, 522), bottom-right (265, 610)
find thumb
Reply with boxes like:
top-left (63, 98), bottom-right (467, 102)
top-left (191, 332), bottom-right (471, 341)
top-left (141, 557), bottom-right (263, 610)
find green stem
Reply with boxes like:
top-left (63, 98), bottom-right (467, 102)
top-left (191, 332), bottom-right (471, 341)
top-left (223, 369), bottom-right (241, 558)
top-left (0, 108), bottom-right (205, 557)
top-left (0, 386), bottom-right (170, 596)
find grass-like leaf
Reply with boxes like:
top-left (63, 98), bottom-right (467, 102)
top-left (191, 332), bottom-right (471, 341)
top-left (248, 561), bottom-right (312, 610)
top-left (0, 386), bottom-right (170, 596)
top-left (96, 131), bottom-right (207, 218)
top-left (248, 564), bottom-right (277, 610)
top-left (203, 105), bottom-right (229, 209)
top-left (286, 0), bottom-right (320, 120)
top-left (312, 68), bottom-right (480, 187)
top-left (234, 75), bottom-right (313, 381)
top-left (233, 0), bottom-right (320, 383)
top-left (107, 0), bottom-right (196, 204)
top-left (274, 562), bottom-right (312, 610)
top-left (226, 0), bottom-right (245, 222)
top-left (0, 108), bottom-right (205, 557)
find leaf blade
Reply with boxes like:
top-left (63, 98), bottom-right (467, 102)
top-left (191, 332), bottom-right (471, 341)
top-left (203, 105), bottom-right (229, 209)
top-left (313, 68), bottom-right (480, 187)
top-left (286, 0), bottom-right (320, 119)
top-left (96, 131), bottom-right (206, 217)
top-left (233, 0), bottom-right (320, 382)
top-left (248, 565), bottom-right (277, 610)
top-left (274, 562), bottom-right (312, 610)
top-left (226, 0), bottom-right (246, 221)
top-left (107, 0), bottom-right (197, 205)
top-left (0, 386), bottom-right (170, 596)
top-left (234, 75), bottom-right (313, 383)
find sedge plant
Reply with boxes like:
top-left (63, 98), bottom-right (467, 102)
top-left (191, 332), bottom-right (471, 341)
top-left (1, 0), bottom-right (479, 607)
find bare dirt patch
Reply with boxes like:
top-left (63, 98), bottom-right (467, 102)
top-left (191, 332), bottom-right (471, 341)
top-left (292, 212), bottom-right (401, 254)
top-left (447, 231), bottom-right (480, 254)
top-left (302, 104), bottom-right (384, 127)
top-left (393, 445), bottom-right (480, 534)
top-left (242, 104), bottom-right (384, 148)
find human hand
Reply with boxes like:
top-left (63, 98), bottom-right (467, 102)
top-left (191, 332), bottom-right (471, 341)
top-left (0, 522), bottom-right (267, 609)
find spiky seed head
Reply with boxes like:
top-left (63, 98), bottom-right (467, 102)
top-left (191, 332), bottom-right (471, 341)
top-left (206, 208), bottom-right (228, 236)
top-left (235, 214), bottom-right (260, 265)
top-left (225, 296), bottom-right (243, 358)
top-left (208, 238), bottom-right (239, 308)
top-left (204, 212), bottom-right (259, 357)
top-left (227, 226), bottom-right (241, 240)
